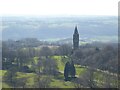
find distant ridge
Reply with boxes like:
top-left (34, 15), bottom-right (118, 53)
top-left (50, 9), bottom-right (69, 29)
top-left (2, 16), bottom-right (117, 41)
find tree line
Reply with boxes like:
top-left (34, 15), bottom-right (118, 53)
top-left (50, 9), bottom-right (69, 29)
top-left (2, 40), bottom-right (119, 88)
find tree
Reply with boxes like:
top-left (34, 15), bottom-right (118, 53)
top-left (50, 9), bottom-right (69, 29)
top-left (15, 77), bottom-right (28, 88)
top-left (64, 60), bottom-right (76, 81)
top-left (36, 57), bottom-right (43, 74)
top-left (17, 48), bottom-right (27, 69)
top-left (40, 46), bottom-right (53, 58)
top-left (102, 73), bottom-right (118, 88)
top-left (28, 47), bottom-right (36, 57)
top-left (78, 68), bottom-right (97, 88)
top-left (72, 78), bottom-right (82, 88)
top-left (57, 44), bottom-right (72, 56)
top-left (72, 67), bottom-right (97, 88)
top-left (34, 76), bottom-right (51, 88)
top-left (2, 42), bottom-right (17, 70)
top-left (3, 67), bottom-right (17, 88)
top-left (43, 58), bottom-right (58, 76)
top-left (70, 60), bottom-right (76, 78)
top-left (64, 62), bottom-right (70, 81)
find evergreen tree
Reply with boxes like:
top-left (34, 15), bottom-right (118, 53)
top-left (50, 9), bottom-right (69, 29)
top-left (70, 60), bottom-right (76, 78)
top-left (64, 60), bottom-right (76, 81)
top-left (64, 62), bottom-right (70, 81)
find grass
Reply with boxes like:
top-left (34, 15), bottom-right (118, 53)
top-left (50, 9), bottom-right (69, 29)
top-left (16, 72), bottom-right (36, 78)
top-left (16, 72), bottom-right (36, 87)
top-left (0, 70), bottom-right (7, 76)
top-left (0, 70), bottom-right (10, 88)
top-left (50, 78), bottom-right (74, 88)
top-left (0, 70), bottom-right (2, 89)
top-left (52, 56), bottom-right (87, 76)
top-left (33, 57), bottom-right (39, 64)
top-left (2, 83), bottom-right (11, 88)
top-left (2, 55), bottom-right (118, 88)
top-left (0, 70), bottom-right (2, 76)
top-left (52, 56), bottom-right (65, 71)
top-left (94, 71), bottom-right (118, 87)
top-left (1, 55), bottom-right (86, 88)
top-left (75, 65), bottom-right (86, 75)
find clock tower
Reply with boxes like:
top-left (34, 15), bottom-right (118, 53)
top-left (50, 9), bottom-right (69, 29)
top-left (73, 26), bottom-right (79, 50)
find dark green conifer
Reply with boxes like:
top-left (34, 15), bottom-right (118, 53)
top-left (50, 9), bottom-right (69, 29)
top-left (64, 62), bottom-right (70, 81)
top-left (70, 60), bottom-right (76, 78)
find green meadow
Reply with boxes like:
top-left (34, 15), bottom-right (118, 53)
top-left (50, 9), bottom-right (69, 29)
top-left (1, 56), bottom-right (118, 88)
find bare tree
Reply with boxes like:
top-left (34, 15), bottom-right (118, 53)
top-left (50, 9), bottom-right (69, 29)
top-left (34, 75), bottom-right (51, 88)
top-left (3, 67), bottom-right (17, 88)
top-left (102, 72), bottom-right (118, 88)
top-left (16, 77), bottom-right (28, 88)
top-left (36, 57), bottom-right (43, 74)
top-left (40, 46), bottom-right (53, 58)
top-left (43, 58), bottom-right (58, 76)
top-left (73, 67), bottom-right (97, 88)
top-left (72, 78), bottom-right (83, 88)
top-left (56, 44), bottom-right (72, 57)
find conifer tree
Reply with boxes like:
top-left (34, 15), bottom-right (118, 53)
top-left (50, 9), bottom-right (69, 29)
top-left (64, 61), bottom-right (76, 81)
top-left (70, 60), bottom-right (76, 78)
top-left (64, 62), bottom-right (70, 81)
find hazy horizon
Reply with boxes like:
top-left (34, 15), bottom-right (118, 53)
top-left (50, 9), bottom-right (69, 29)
top-left (1, 16), bottom-right (118, 43)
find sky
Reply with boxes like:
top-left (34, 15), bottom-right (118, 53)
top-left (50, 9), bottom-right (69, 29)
top-left (0, 0), bottom-right (119, 16)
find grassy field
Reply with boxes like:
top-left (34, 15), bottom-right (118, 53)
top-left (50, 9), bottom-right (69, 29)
top-left (1, 56), bottom-right (87, 88)
top-left (0, 70), bottom-right (2, 89)
top-left (1, 56), bottom-right (118, 88)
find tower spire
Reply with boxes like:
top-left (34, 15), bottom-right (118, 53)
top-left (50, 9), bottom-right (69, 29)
top-left (74, 25), bottom-right (78, 34)
top-left (73, 26), bottom-right (79, 50)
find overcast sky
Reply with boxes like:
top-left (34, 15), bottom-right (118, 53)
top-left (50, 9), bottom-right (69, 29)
top-left (0, 0), bottom-right (119, 16)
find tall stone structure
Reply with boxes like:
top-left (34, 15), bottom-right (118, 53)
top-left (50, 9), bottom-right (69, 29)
top-left (73, 26), bottom-right (79, 50)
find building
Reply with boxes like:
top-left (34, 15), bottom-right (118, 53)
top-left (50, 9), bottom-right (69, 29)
top-left (73, 26), bottom-right (79, 50)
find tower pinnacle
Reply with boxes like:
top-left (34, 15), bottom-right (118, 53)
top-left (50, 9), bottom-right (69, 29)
top-left (74, 26), bottom-right (78, 34)
top-left (73, 26), bottom-right (79, 50)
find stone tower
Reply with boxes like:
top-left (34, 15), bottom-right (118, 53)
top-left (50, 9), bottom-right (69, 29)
top-left (73, 26), bottom-right (79, 50)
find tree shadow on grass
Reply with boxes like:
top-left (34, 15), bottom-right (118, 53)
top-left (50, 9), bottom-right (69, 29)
top-left (64, 77), bottom-right (77, 81)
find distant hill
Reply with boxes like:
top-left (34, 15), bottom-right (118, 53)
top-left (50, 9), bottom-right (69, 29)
top-left (2, 16), bottom-right (118, 42)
